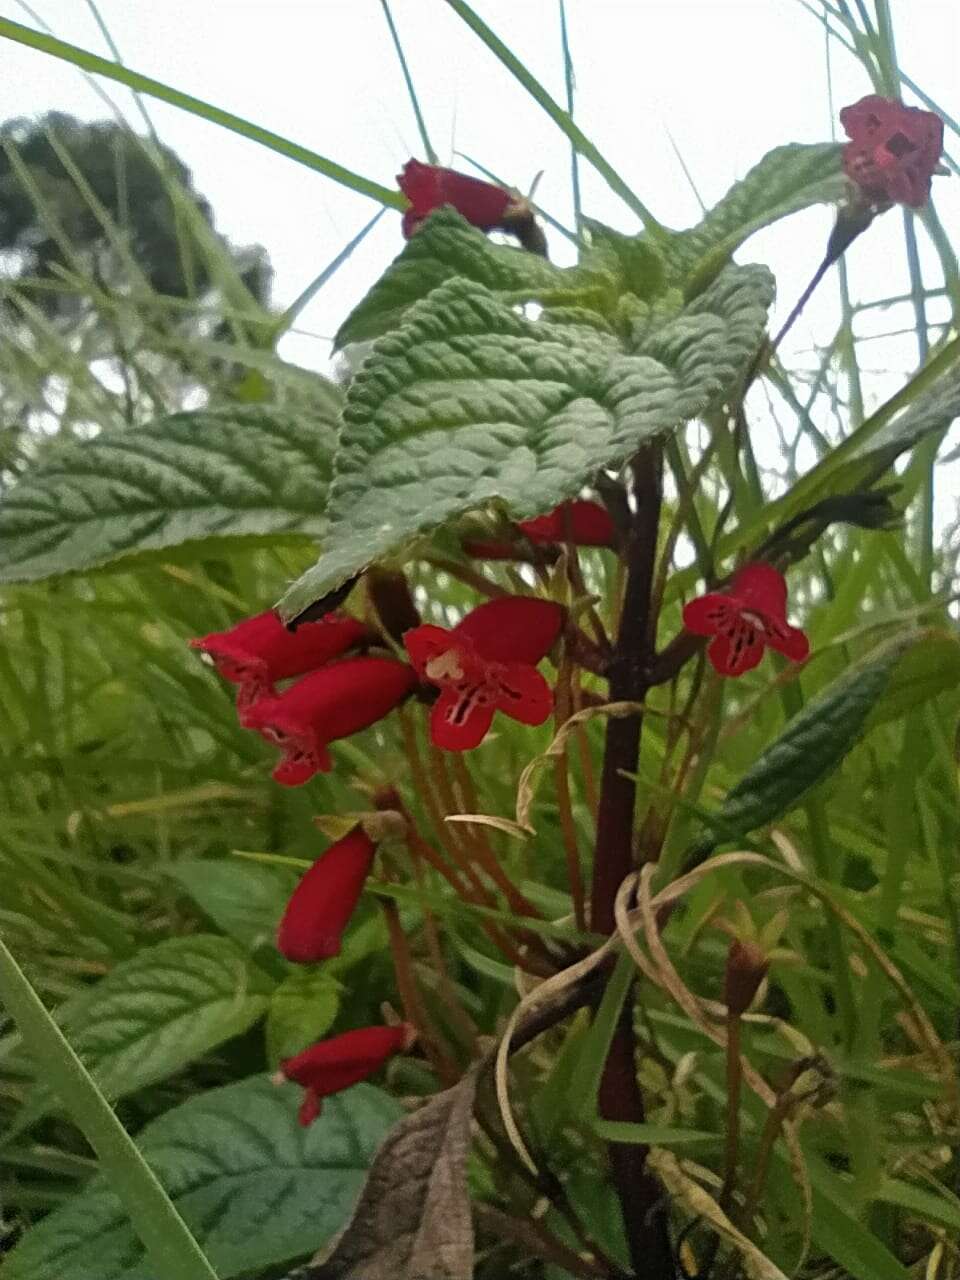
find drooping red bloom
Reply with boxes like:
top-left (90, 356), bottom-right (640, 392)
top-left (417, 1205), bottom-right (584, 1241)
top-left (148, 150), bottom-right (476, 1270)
top-left (682, 563), bottom-right (809, 678)
top-left (404, 596), bottom-right (564, 750)
top-left (398, 159), bottom-right (519, 238)
top-left (840, 94), bottom-right (944, 208)
top-left (190, 610), bottom-right (368, 722)
top-left (244, 657), bottom-right (416, 785)
top-left (277, 826), bottom-right (376, 963)
top-left (464, 500), bottom-right (617, 560)
top-left (279, 1024), bottom-right (414, 1126)
top-left (520, 500), bottom-right (616, 547)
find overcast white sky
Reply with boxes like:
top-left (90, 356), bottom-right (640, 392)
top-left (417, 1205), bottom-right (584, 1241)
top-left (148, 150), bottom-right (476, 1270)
top-left (0, 0), bottom-right (957, 503)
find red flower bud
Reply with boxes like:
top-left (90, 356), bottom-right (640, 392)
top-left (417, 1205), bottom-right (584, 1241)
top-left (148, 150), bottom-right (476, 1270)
top-left (682, 563), bottom-right (808, 678)
top-left (279, 1024), bottom-right (414, 1125)
top-left (840, 94), bottom-right (944, 208)
top-left (190, 610), bottom-right (367, 722)
top-left (277, 826), bottom-right (376, 963)
top-left (519, 500), bottom-right (616, 548)
top-left (464, 501), bottom-right (616, 560)
top-left (404, 596), bottom-right (564, 750)
top-left (245, 657), bottom-right (415, 785)
top-left (724, 939), bottom-right (769, 1017)
top-left (398, 159), bottom-right (529, 239)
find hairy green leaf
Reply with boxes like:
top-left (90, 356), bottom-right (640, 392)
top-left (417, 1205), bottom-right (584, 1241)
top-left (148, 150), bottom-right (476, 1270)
top-left (168, 859), bottom-right (300, 950)
top-left (280, 266), bottom-right (773, 620)
top-left (666, 142), bottom-right (845, 286)
top-left (265, 969), bottom-right (341, 1068)
top-left (48, 935), bottom-right (273, 1102)
top-left (0, 406), bottom-right (334, 583)
top-left (704, 631), bottom-right (950, 843)
top-left (4, 1076), bottom-right (402, 1280)
top-left (835, 365), bottom-right (960, 491)
top-left (333, 208), bottom-right (608, 349)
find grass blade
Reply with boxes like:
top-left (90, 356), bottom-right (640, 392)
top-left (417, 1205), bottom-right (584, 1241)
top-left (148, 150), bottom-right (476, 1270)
top-left (444, 0), bottom-right (668, 239)
top-left (0, 18), bottom-right (403, 208)
top-left (0, 931), bottom-right (219, 1280)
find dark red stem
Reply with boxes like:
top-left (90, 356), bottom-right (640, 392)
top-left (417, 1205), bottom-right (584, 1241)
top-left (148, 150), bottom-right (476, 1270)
top-left (590, 448), bottom-right (673, 1277)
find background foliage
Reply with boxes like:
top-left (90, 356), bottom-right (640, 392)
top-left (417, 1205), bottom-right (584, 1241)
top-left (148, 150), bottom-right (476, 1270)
top-left (0, 3), bottom-right (958, 1279)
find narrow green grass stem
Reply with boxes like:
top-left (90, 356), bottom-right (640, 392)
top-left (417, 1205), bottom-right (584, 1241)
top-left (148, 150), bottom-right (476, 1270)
top-left (0, 18), bottom-right (403, 208)
top-left (444, 0), bottom-right (668, 240)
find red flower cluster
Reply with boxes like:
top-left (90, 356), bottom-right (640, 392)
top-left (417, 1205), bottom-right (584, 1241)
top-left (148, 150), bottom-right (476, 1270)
top-left (840, 94), bottom-right (944, 208)
top-left (277, 1024), bottom-right (414, 1126)
top-left (682, 563), bottom-right (809, 678)
top-left (191, 610), bottom-right (413, 785)
top-left (193, 593), bottom-right (564, 1121)
top-left (464, 500), bottom-right (616, 561)
top-left (190, 610), bottom-right (367, 722)
top-left (404, 596), bottom-right (564, 750)
top-left (273, 824), bottom-right (412, 1122)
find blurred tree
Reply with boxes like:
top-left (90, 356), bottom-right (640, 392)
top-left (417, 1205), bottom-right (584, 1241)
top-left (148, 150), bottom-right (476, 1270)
top-left (0, 112), bottom-right (275, 475)
top-left (0, 111), bottom-right (271, 319)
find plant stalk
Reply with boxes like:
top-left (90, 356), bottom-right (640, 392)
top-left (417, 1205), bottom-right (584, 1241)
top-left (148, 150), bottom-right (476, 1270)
top-left (589, 447), bottom-right (673, 1276)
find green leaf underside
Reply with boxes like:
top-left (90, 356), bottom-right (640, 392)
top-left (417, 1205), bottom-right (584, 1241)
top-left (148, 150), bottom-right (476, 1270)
top-left (706, 631), bottom-right (945, 842)
top-left (46, 935), bottom-right (273, 1103)
top-left (665, 142), bottom-right (846, 281)
top-left (279, 265), bottom-right (773, 621)
top-left (0, 406), bottom-right (335, 584)
top-left (4, 1076), bottom-right (402, 1280)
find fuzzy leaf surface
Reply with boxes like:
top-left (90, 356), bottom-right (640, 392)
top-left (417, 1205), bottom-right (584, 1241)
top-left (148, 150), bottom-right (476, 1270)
top-left (280, 266), bottom-right (773, 620)
top-left (665, 142), bottom-right (845, 283)
top-left (334, 208), bottom-right (608, 349)
top-left (48, 934), bottom-right (273, 1102)
top-left (704, 631), bottom-right (950, 843)
top-left (0, 406), bottom-right (334, 583)
top-left (4, 1076), bottom-right (401, 1280)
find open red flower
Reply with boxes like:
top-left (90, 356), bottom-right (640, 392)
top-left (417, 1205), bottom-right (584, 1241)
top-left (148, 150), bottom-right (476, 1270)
top-left (464, 500), bottom-right (616, 560)
top-left (190, 610), bottom-right (367, 722)
top-left (278, 1024), bottom-right (414, 1126)
top-left (840, 94), bottom-right (944, 208)
top-left (277, 826), bottom-right (376, 963)
top-left (403, 596), bottom-right (564, 750)
top-left (682, 563), bottom-right (809, 678)
top-left (398, 159), bottom-right (522, 238)
top-left (244, 657), bottom-right (415, 785)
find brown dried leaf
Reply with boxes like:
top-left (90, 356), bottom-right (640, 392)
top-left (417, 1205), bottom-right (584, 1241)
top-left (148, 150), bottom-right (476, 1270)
top-left (308, 1070), bottom-right (479, 1280)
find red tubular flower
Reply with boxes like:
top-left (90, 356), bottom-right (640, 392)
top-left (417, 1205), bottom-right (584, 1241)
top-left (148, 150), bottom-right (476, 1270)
top-left (404, 596), bottom-right (564, 750)
top-left (398, 159), bottom-right (521, 238)
top-left (277, 826), bottom-right (376, 963)
top-left (279, 1024), bottom-right (414, 1126)
top-left (682, 563), bottom-right (809, 678)
top-left (519, 500), bottom-right (616, 548)
top-left (464, 500), bottom-right (616, 560)
top-left (190, 610), bottom-right (368, 721)
top-left (840, 94), bottom-right (944, 208)
top-left (244, 657), bottom-right (415, 785)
